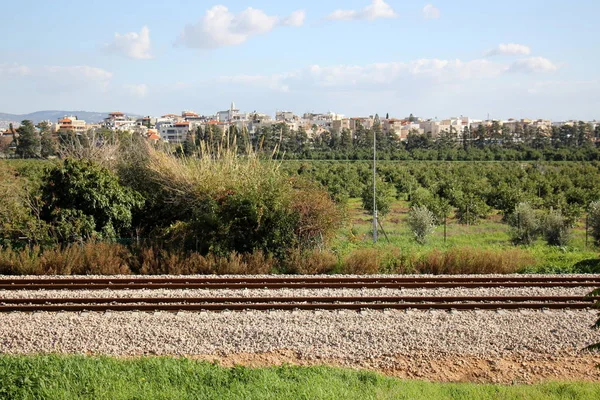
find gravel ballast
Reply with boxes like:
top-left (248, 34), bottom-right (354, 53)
top-left (1, 274), bottom-right (599, 383)
top-left (0, 286), bottom-right (593, 300)
top-left (0, 309), bottom-right (598, 359)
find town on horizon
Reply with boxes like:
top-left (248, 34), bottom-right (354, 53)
top-left (1, 102), bottom-right (599, 146)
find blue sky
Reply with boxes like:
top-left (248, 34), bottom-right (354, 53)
top-left (1, 0), bottom-right (598, 120)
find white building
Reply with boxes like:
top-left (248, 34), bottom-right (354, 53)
top-left (159, 121), bottom-right (191, 144)
top-left (217, 102), bottom-right (241, 123)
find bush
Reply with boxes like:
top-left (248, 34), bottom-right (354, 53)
top-left (284, 248), bottom-right (338, 275)
top-left (589, 201), bottom-right (600, 245)
top-left (409, 188), bottom-right (450, 225)
top-left (341, 248), bottom-right (381, 274)
top-left (507, 202), bottom-right (540, 245)
top-left (542, 210), bottom-right (571, 246)
top-left (124, 146), bottom-right (341, 259)
top-left (41, 159), bottom-right (144, 243)
top-left (406, 206), bottom-right (437, 244)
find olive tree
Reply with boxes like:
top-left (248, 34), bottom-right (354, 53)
top-left (407, 206), bottom-right (437, 244)
top-left (507, 202), bottom-right (540, 245)
top-left (589, 201), bottom-right (600, 245)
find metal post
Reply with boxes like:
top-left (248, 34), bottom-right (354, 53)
top-left (444, 216), bottom-right (447, 243)
top-left (585, 212), bottom-right (589, 248)
top-left (373, 127), bottom-right (378, 243)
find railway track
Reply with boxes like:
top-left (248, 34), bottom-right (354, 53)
top-left (0, 295), bottom-right (597, 312)
top-left (0, 276), bottom-right (598, 312)
top-left (1, 276), bottom-right (600, 290)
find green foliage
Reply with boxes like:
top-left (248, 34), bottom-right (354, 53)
top-left (15, 120), bottom-right (41, 158)
top-left (361, 176), bottom-right (396, 217)
top-left (507, 202), bottom-right (540, 245)
top-left (35, 121), bottom-right (57, 159)
top-left (40, 159), bottom-right (144, 242)
top-left (452, 190), bottom-right (490, 225)
top-left (409, 188), bottom-right (450, 224)
top-left (123, 147), bottom-right (341, 259)
top-left (542, 210), bottom-right (571, 246)
top-left (589, 201), bottom-right (600, 245)
top-left (407, 206), bottom-right (437, 244)
top-left (0, 161), bottom-right (51, 247)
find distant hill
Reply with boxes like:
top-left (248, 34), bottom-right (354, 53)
top-left (0, 110), bottom-right (140, 124)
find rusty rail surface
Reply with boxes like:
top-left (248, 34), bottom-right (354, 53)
top-left (0, 276), bottom-right (599, 290)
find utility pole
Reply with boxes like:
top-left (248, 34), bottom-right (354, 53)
top-left (373, 116), bottom-right (378, 243)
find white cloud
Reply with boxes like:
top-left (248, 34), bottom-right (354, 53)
top-left (423, 4), bottom-right (440, 19)
top-left (0, 63), bottom-right (31, 77)
top-left (281, 10), bottom-right (306, 27)
top-left (301, 59), bottom-right (505, 89)
top-left (327, 0), bottom-right (397, 21)
top-left (211, 54), bottom-right (561, 96)
top-left (124, 83), bottom-right (148, 98)
top-left (0, 64), bottom-right (113, 93)
top-left (105, 26), bottom-right (152, 59)
top-left (177, 5), bottom-right (304, 49)
top-left (213, 58), bottom-right (506, 95)
top-left (36, 66), bottom-right (113, 92)
top-left (507, 57), bottom-right (558, 73)
top-left (485, 43), bottom-right (531, 57)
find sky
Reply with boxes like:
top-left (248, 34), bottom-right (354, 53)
top-left (0, 0), bottom-right (599, 121)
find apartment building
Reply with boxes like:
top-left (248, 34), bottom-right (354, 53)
top-left (159, 121), bottom-right (190, 144)
top-left (57, 116), bottom-right (87, 134)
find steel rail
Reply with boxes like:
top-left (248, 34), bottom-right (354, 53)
top-left (2, 276), bottom-right (600, 284)
top-left (0, 302), bottom-right (594, 313)
top-left (0, 295), bottom-right (595, 305)
top-left (1, 281), bottom-right (599, 290)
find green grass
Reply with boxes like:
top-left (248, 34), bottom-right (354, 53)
top-left (0, 355), bottom-right (599, 400)
top-left (335, 198), bottom-right (600, 273)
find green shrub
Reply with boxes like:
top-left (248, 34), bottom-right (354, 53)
top-left (124, 146), bottom-right (341, 259)
top-left (40, 159), bottom-right (144, 243)
top-left (542, 210), bottom-right (571, 246)
top-left (507, 202), bottom-right (540, 245)
top-left (406, 206), bottom-right (437, 244)
top-left (589, 201), bottom-right (600, 245)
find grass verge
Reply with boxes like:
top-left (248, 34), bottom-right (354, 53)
top-left (0, 355), bottom-right (600, 400)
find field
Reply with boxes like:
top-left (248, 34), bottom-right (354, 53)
top-left (1, 355), bottom-right (599, 400)
top-left (1, 158), bottom-right (599, 275)
top-left (335, 198), bottom-right (600, 273)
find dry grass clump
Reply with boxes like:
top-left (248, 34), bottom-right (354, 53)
top-left (145, 145), bottom-right (288, 211)
top-left (285, 248), bottom-right (338, 275)
top-left (341, 248), bottom-right (381, 274)
top-left (414, 247), bottom-right (536, 275)
top-left (135, 247), bottom-right (274, 275)
top-left (0, 244), bottom-right (276, 276)
top-left (0, 243), bottom-right (131, 275)
top-left (212, 251), bottom-right (275, 275)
